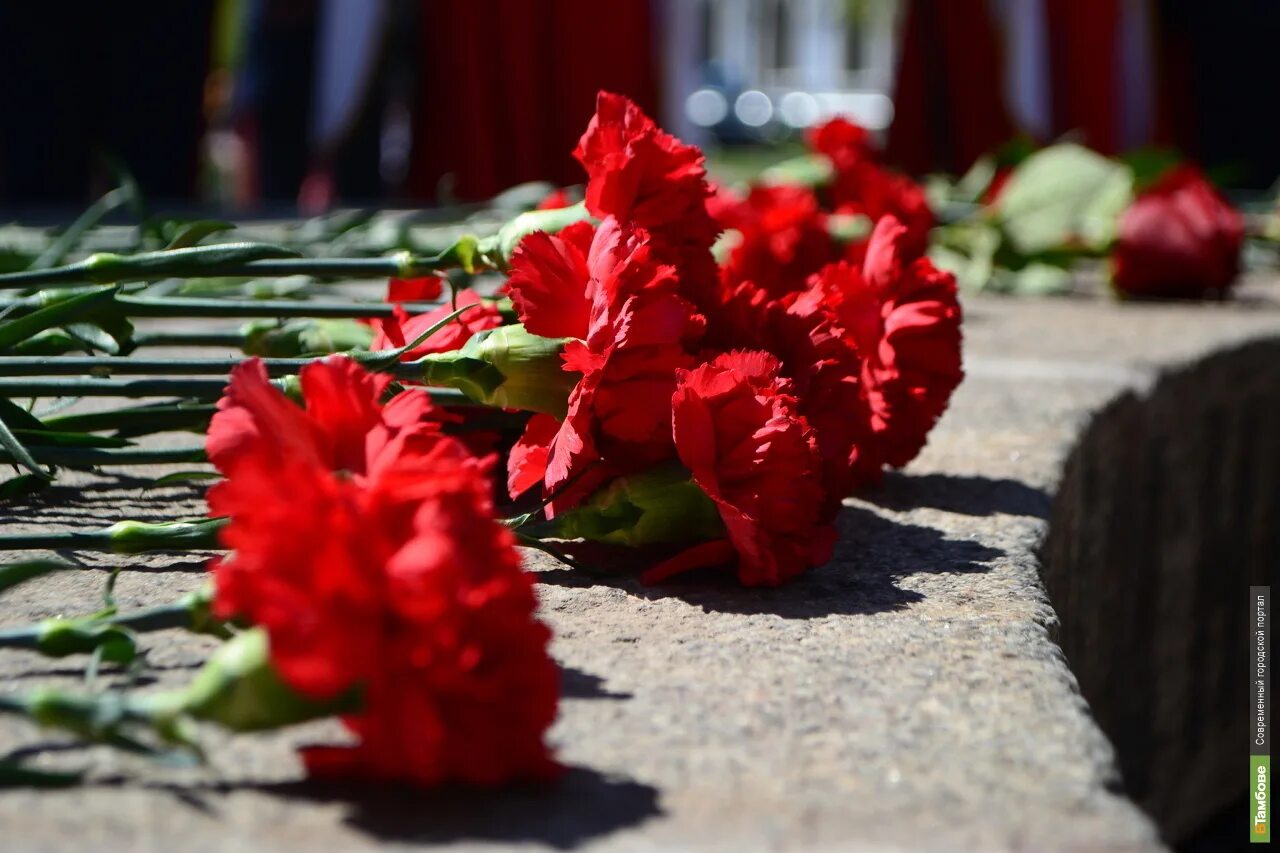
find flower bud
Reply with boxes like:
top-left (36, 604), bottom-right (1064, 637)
top-left (166, 628), bottom-right (357, 733)
top-left (552, 466), bottom-right (724, 547)
top-left (34, 619), bottom-right (135, 663)
top-left (419, 324), bottom-right (578, 418)
top-left (478, 201), bottom-right (592, 269)
top-left (103, 517), bottom-right (225, 554)
top-left (241, 318), bottom-right (374, 357)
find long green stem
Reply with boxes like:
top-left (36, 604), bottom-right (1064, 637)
top-left (0, 601), bottom-right (197, 650)
top-left (0, 445), bottom-right (206, 466)
top-left (0, 517), bottom-right (225, 553)
top-left (0, 244), bottom-right (460, 289)
top-left (0, 295), bottom-right (442, 320)
top-left (42, 403), bottom-right (217, 434)
top-left (0, 356), bottom-right (423, 377)
top-left (0, 376), bottom-right (470, 401)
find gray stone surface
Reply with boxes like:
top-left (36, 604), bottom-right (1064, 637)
top-left (2, 277), bottom-right (1279, 851)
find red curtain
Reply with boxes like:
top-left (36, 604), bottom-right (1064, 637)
top-left (408, 0), bottom-right (659, 201)
top-left (886, 0), bottom-right (1015, 175)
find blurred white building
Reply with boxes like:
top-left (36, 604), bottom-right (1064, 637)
top-left (660, 0), bottom-right (902, 143)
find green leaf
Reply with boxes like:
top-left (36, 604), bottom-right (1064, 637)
top-left (992, 262), bottom-right (1074, 296)
top-left (30, 186), bottom-right (134, 271)
top-left (0, 398), bottom-right (47, 432)
top-left (13, 430), bottom-right (133, 449)
top-left (150, 470), bottom-right (222, 488)
top-left (0, 560), bottom-right (72, 595)
top-left (1121, 147), bottom-right (1180, 192)
top-left (164, 220), bottom-right (236, 250)
top-left (759, 153), bottom-right (836, 188)
top-left (996, 144), bottom-right (1133, 254)
top-left (954, 155), bottom-right (998, 204)
top-left (478, 201), bottom-right (592, 268)
top-left (0, 286), bottom-right (118, 352)
top-left (62, 322), bottom-right (123, 355)
top-left (0, 409), bottom-right (51, 480)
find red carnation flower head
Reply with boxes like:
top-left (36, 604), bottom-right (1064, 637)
top-left (702, 280), bottom-right (873, 503)
top-left (642, 350), bottom-right (834, 587)
top-left (208, 358), bottom-right (559, 786)
top-left (207, 356), bottom-right (445, 481)
top-left (807, 116), bottom-right (877, 168)
top-left (371, 288), bottom-right (503, 360)
top-left (713, 183), bottom-right (840, 299)
top-left (832, 162), bottom-right (934, 264)
top-left (573, 91), bottom-right (721, 310)
top-left (505, 215), bottom-right (705, 504)
top-left (815, 216), bottom-right (964, 476)
top-left (1112, 165), bottom-right (1244, 299)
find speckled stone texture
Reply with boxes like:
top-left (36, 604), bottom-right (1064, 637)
top-left (2, 277), bottom-right (1278, 852)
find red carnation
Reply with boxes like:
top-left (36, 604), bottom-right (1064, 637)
top-left (702, 281), bottom-right (872, 503)
top-left (574, 91), bottom-right (721, 309)
top-left (804, 117), bottom-right (932, 261)
top-left (505, 216), bottom-right (704, 503)
top-left (832, 162), bottom-right (933, 263)
top-left (207, 358), bottom-right (559, 786)
top-left (713, 184), bottom-right (840, 299)
top-left (643, 351), bottom-right (834, 587)
top-left (815, 216), bottom-right (964, 475)
top-left (371, 288), bottom-right (503, 359)
top-left (1112, 166), bottom-right (1244, 299)
top-left (807, 116), bottom-right (877, 167)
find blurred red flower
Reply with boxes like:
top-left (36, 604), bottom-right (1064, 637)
top-left (713, 184), bottom-right (839, 298)
top-left (207, 358), bottom-right (559, 786)
top-left (643, 351), bottom-right (834, 587)
top-left (1112, 166), bottom-right (1244, 299)
top-left (805, 116), bottom-right (934, 262)
top-left (807, 116), bottom-right (877, 167)
top-left (815, 216), bottom-right (964, 477)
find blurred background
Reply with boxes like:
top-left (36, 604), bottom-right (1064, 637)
top-left (0, 0), bottom-right (1276, 214)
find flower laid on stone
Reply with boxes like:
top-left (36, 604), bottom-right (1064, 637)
top-left (1111, 165), bottom-right (1245, 300)
top-left (207, 357), bottom-right (559, 784)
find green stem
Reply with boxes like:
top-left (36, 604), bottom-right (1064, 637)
top-left (0, 517), bottom-right (225, 553)
top-left (0, 355), bottom-right (422, 377)
top-left (30, 187), bottom-right (135, 271)
top-left (0, 601), bottom-right (196, 650)
top-left (0, 295), bottom-right (441, 320)
top-left (0, 445), bottom-right (207, 466)
top-left (0, 245), bottom-right (460, 289)
top-left (42, 403), bottom-right (217, 434)
top-left (0, 375), bottom-right (470, 402)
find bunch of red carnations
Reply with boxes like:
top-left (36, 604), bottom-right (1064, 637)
top-left (368, 93), bottom-right (964, 588)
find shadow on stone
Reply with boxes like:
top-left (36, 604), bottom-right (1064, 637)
top-left (536, 504), bottom-right (1003, 619)
top-left (561, 665), bottom-right (632, 700)
top-left (869, 472), bottom-right (1051, 519)
top-left (253, 765), bottom-right (661, 849)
